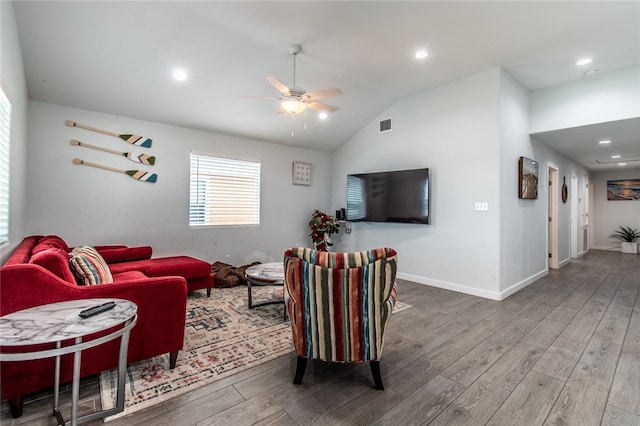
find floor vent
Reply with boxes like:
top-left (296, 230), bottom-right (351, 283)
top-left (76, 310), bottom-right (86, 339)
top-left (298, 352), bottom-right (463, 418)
top-left (379, 118), bottom-right (392, 133)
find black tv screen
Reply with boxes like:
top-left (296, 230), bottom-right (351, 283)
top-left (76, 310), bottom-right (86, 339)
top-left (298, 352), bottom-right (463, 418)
top-left (346, 168), bottom-right (430, 224)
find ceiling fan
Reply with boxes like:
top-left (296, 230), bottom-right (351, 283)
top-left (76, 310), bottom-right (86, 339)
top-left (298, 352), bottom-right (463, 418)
top-left (244, 44), bottom-right (343, 115)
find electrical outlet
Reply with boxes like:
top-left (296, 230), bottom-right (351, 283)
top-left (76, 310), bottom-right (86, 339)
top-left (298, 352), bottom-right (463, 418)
top-left (475, 202), bottom-right (489, 211)
top-left (225, 254), bottom-right (231, 263)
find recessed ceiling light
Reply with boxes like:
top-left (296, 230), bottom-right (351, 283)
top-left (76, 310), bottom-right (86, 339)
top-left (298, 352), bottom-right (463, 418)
top-left (618, 162), bottom-right (627, 166)
top-left (611, 154), bottom-right (621, 159)
top-left (414, 49), bottom-right (429, 60)
top-left (576, 57), bottom-right (592, 66)
top-left (598, 139), bottom-right (612, 145)
top-left (583, 69), bottom-right (598, 77)
top-left (172, 69), bottom-right (187, 81)
top-left (318, 112), bottom-right (328, 120)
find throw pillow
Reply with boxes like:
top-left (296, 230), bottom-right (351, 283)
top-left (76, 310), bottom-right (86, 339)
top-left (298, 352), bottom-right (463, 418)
top-left (69, 246), bottom-right (114, 285)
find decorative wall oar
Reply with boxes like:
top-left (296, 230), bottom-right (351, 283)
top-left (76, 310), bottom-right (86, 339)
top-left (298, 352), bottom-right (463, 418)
top-left (73, 158), bottom-right (157, 183)
top-left (65, 120), bottom-right (152, 148)
top-left (71, 139), bottom-right (156, 165)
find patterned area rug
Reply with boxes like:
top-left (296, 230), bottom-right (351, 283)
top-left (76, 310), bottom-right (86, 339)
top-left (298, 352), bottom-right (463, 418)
top-left (100, 285), bottom-right (410, 421)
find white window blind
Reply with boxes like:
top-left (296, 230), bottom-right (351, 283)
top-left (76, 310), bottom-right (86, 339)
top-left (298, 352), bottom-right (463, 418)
top-left (189, 152), bottom-right (260, 226)
top-left (0, 87), bottom-right (11, 246)
top-left (347, 175), bottom-right (366, 220)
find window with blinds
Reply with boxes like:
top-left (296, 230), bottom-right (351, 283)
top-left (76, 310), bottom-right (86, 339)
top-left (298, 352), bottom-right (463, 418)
top-left (0, 87), bottom-right (11, 246)
top-left (189, 152), bottom-right (261, 226)
top-left (346, 174), bottom-right (366, 220)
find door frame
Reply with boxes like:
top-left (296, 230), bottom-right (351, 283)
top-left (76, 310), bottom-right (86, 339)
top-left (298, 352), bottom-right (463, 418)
top-left (548, 164), bottom-right (559, 269)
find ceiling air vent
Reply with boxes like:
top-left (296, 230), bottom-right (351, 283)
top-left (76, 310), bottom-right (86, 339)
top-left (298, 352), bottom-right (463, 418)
top-left (379, 118), bottom-right (392, 133)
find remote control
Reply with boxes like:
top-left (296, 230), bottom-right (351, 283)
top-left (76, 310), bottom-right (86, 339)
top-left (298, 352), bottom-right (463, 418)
top-left (79, 301), bottom-right (116, 318)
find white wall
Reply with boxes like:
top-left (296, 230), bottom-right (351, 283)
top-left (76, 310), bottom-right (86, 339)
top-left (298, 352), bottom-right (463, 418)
top-left (0, 1), bottom-right (29, 261)
top-left (530, 65), bottom-right (640, 133)
top-left (498, 70), bottom-right (548, 295)
top-left (591, 169), bottom-right (640, 250)
top-left (25, 101), bottom-right (330, 264)
top-left (331, 69), bottom-right (504, 299)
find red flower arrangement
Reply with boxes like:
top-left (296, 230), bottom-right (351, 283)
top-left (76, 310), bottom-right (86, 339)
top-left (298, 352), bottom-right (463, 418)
top-left (308, 209), bottom-right (340, 251)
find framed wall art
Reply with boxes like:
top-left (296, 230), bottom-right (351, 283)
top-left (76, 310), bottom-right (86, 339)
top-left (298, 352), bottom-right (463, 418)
top-left (292, 161), bottom-right (311, 186)
top-left (607, 179), bottom-right (640, 200)
top-left (518, 156), bottom-right (538, 199)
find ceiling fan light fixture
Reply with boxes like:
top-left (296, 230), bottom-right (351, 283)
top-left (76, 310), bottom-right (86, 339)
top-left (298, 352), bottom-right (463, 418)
top-left (576, 57), bottom-right (592, 66)
top-left (414, 49), bottom-right (429, 59)
top-left (281, 99), bottom-right (306, 114)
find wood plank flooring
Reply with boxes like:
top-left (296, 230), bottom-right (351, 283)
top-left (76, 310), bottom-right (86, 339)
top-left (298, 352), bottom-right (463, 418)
top-left (2, 249), bottom-right (639, 425)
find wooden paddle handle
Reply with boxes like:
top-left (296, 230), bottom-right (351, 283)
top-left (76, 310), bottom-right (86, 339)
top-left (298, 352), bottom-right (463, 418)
top-left (71, 139), bottom-right (122, 156)
top-left (66, 120), bottom-right (118, 137)
top-left (73, 158), bottom-right (124, 174)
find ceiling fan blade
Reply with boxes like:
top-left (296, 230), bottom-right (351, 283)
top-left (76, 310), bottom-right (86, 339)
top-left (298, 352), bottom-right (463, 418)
top-left (305, 101), bottom-right (339, 113)
top-left (303, 88), bottom-right (343, 100)
top-left (276, 105), bottom-right (287, 114)
top-left (266, 76), bottom-right (290, 95)
top-left (238, 95), bottom-right (282, 100)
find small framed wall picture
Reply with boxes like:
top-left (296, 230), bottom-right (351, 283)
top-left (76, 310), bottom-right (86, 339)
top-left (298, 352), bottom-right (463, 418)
top-left (292, 161), bottom-right (311, 186)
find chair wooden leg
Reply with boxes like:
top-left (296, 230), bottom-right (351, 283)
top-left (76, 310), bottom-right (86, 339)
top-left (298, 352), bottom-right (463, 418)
top-left (169, 351), bottom-right (178, 369)
top-left (293, 356), bottom-right (307, 385)
top-left (370, 361), bottom-right (384, 390)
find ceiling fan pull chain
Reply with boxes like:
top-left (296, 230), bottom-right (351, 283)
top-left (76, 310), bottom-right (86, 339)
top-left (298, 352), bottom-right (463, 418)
top-left (291, 114), bottom-right (295, 137)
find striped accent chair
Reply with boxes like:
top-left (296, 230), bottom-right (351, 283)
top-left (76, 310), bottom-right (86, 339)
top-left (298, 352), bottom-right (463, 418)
top-left (283, 247), bottom-right (398, 390)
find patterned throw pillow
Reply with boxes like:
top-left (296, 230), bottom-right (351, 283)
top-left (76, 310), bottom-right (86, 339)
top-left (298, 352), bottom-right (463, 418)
top-left (69, 246), bottom-right (114, 285)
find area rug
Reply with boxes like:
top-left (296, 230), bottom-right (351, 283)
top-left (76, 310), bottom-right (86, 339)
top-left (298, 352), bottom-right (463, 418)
top-left (100, 285), bottom-right (410, 420)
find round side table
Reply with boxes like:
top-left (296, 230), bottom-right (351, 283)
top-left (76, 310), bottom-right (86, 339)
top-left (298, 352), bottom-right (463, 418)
top-left (0, 298), bottom-right (137, 425)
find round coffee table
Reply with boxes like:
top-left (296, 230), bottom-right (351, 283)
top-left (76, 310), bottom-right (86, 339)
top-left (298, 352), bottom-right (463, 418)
top-left (244, 262), bottom-right (286, 320)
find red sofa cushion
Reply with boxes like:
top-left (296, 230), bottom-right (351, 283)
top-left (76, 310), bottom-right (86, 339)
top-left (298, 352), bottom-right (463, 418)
top-left (109, 256), bottom-right (211, 280)
top-left (29, 248), bottom-right (76, 283)
top-left (97, 246), bottom-right (152, 263)
top-left (32, 235), bottom-right (70, 254)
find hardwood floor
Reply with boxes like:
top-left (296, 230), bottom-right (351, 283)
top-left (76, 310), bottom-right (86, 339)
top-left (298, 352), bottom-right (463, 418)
top-left (2, 249), bottom-right (639, 425)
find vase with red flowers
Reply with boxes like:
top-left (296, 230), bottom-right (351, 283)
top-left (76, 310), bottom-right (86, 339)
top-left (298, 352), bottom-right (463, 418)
top-left (308, 209), bottom-right (340, 251)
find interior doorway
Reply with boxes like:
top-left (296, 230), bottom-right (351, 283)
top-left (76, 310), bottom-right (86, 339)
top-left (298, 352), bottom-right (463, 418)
top-left (570, 175), bottom-right (578, 258)
top-left (548, 165), bottom-right (559, 269)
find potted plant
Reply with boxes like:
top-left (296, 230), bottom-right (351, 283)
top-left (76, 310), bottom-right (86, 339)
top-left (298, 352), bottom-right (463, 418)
top-left (610, 225), bottom-right (640, 254)
top-left (309, 210), bottom-right (340, 251)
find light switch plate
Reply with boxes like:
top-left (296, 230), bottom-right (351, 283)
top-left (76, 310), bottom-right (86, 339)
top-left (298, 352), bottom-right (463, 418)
top-left (475, 202), bottom-right (489, 211)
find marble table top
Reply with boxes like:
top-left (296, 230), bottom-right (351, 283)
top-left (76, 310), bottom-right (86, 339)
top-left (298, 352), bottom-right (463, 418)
top-left (0, 298), bottom-right (137, 346)
top-left (245, 262), bottom-right (285, 284)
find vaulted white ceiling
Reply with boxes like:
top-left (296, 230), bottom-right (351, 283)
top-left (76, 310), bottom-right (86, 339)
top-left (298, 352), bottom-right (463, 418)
top-left (12, 1), bottom-right (640, 170)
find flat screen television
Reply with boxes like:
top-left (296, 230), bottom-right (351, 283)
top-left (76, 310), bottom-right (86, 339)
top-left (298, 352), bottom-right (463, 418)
top-left (346, 168), bottom-right (430, 224)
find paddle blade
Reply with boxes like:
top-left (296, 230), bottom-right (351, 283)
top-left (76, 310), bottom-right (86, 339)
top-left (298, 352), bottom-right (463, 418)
top-left (125, 170), bottom-right (157, 183)
top-left (124, 152), bottom-right (156, 165)
top-left (120, 134), bottom-right (152, 148)
top-left (138, 154), bottom-right (155, 165)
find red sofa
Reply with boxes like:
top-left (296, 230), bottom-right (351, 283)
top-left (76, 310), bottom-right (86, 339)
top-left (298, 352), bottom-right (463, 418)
top-left (0, 235), bottom-right (214, 418)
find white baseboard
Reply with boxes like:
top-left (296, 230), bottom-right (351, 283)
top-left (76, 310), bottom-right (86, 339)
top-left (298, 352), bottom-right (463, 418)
top-left (397, 268), bottom-right (549, 301)
top-left (397, 272), bottom-right (502, 300)
top-left (559, 257), bottom-right (572, 268)
top-left (592, 245), bottom-right (621, 252)
top-left (498, 269), bottom-right (548, 300)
